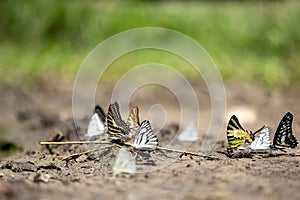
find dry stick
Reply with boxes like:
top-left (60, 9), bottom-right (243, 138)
top-left (156, 146), bottom-right (218, 160)
top-left (39, 141), bottom-right (111, 145)
top-left (62, 144), bottom-right (115, 162)
top-left (286, 153), bottom-right (300, 157)
top-left (40, 141), bottom-right (219, 159)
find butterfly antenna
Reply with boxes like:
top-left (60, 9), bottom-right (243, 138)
top-left (253, 125), bottom-right (266, 136)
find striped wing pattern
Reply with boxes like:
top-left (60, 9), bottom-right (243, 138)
top-left (227, 115), bottom-right (253, 148)
top-left (126, 106), bottom-right (140, 137)
top-left (106, 102), bottom-right (131, 142)
top-left (250, 127), bottom-right (272, 150)
top-left (132, 120), bottom-right (158, 150)
top-left (273, 112), bottom-right (298, 149)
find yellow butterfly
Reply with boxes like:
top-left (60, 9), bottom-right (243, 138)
top-left (227, 115), bottom-right (264, 149)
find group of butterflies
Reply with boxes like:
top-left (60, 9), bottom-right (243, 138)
top-left (85, 101), bottom-right (199, 174)
top-left (227, 112), bottom-right (298, 153)
top-left (86, 102), bottom-right (159, 151)
top-left (86, 102), bottom-right (199, 147)
top-left (85, 102), bottom-right (160, 174)
top-left (85, 102), bottom-right (298, 174)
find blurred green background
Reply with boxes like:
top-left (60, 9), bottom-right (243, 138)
top-left (1, 0), bottom-right (300, 89)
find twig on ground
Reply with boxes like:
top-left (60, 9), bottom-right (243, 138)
top-left (156, 146), bottom-right (219, 160)
top-left (40, 140), bottom-right (111, 145)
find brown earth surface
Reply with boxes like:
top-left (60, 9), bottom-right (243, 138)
top-left (0, 81), bottom-right (299, 200)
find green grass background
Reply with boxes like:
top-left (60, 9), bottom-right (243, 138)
top-left (1, 0), bottom-right (300, 89)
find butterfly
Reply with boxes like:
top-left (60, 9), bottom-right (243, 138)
top-left (126, 106), bottom-right (140, 138)
top-left (250, 127), bottom-right (272, 151)
top-left (177, 121), bottom-right (199, 142)
top-left (131, 120), bottom-right (159, 150)
top-left (113, 148), bottom-right (137, 175)
top-left (106, 102), bottom-right (131, 143)
top-left (227, 115), bottom-right (264, 149)
top-left (272, 112), bottom-right (298, 149)
top-left (85, 105), bottom-right (106, 139)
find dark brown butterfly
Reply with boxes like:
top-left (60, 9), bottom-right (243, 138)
top-left (106, 102), bottom-right (131, 143)
top-left (272, 112), bottom-right (298, 149)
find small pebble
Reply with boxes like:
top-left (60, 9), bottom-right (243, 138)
top-left (33, 173), bottom-right (50, 183)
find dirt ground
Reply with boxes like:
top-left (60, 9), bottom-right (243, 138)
top-left (0, 81), bottom-right (299, 200)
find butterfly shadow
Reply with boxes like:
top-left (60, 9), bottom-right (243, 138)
top-left (216, 149), bottom-right (253, 159)
top-left (134, 150), bottom-right (157, 166)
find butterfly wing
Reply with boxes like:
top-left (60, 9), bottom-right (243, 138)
top-left (106, 102), bottom-right (131, 142)
top-left (250, 127), bottom-right (272, 150)
top-left (273, 112), bottom-right (298, 149)
top-left (86, 111), bottom-right (105, 139)
top-left (126, 106), bottom-right (140, 137)
top-left (113, 148), bottom-right (137, 175)
top-left (177, 121), bottom-right (199, 142)
top-left (94, 105), bottom-right (106, 123)
top-left (132, 120), bottom-right (158, 150)
top-left (227, 115), bottom-right (245, 131)
top-left (227, 115), bottom-right (252, 148)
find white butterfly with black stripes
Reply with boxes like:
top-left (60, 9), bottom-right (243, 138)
top-left (131, 120), bottom-right (158, 150)
top-left (250, 127), bottom-right (272, 151)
